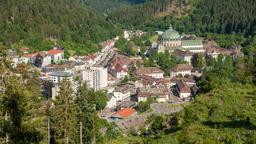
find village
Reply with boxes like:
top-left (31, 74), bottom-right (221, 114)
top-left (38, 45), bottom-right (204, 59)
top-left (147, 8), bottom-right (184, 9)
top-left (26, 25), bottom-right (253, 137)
top-left (8, 24), bottom-right (242, 134)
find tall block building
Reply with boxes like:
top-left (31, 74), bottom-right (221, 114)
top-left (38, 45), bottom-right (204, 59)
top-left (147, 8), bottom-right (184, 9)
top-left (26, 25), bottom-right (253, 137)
top-left (82, 67), bottom-right (108, 91)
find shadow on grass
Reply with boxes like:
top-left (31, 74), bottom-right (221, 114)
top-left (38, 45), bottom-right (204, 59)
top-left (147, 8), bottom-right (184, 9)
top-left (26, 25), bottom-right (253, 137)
top-left (203, 119), bottom-right (256, 130)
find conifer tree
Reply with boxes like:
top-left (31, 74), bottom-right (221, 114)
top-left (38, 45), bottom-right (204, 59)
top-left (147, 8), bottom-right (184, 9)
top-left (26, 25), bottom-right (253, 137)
top-left (51, 78), bottom-right (77, 144)
top-left (1, 76), bottom-right (41, 143)
top-left (75, 82), bottom-right (103, 144)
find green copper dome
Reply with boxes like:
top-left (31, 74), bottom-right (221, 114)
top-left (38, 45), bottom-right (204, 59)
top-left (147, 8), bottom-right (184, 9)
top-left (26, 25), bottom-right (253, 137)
top-left (160, 24), bottom-right (180, 40)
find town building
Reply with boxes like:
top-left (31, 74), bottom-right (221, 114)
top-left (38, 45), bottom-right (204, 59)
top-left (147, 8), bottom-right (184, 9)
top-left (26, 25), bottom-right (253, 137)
top-left (135, 67), bottom-right (164, 79)
top-left (34, 52), bottom-right (52, 67)
top-left (137, 83), bottom-right (169, 102)
top-left (173, 49), bottom-right (193, 64)
top-left (157, 24), bottom-right (204, 53)
top-left (170, 77), bottom-right (196, 87)
top-left (176, 80), bottom-right (191, 98)
top-left (22, 48), bottom-right (65, 67)
top-left (113, 83), bottom-right (135, 102)
top-left (47, 49), bottom-right (64, 63)
top-left (181, 39), bottom-right (204, 53)
top-left (170, 64), bottom-right (193, 78)
top-left (205, 46), bottom-right (231, 59)
top-left (49, 71), bottom-right (73, 84)
top-left (106, 94), bottom-right (117, 109)
top-left (82, 67), bottom-right (108, 91)
top-left (108, 55), bottom-right (130, 79)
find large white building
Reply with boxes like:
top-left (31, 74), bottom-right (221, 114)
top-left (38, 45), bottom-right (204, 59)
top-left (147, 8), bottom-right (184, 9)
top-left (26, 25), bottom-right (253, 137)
top-left (157, 24), bottom-right (204, 54)
top-left (82, 67), bottom-right (108, 91)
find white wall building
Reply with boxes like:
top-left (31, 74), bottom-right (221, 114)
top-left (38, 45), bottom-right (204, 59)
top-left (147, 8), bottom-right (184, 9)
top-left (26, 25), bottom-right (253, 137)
top-left (47, 49), bottom-right (64, 63)
top-left (170, 64), bottom-right (193, 78)
top-left (49, 71), bottom-right (73, 84)
top-left (135, 67), bottom-right (164, 79)
top-left (106, 94), bottom-right (117, 108)
top-left (82, 67), bottom-right (108, 91)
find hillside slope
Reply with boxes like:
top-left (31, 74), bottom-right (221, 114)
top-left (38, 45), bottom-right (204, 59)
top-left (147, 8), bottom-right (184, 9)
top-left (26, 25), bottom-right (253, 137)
top-left (0, 0), bottom-right (121, 54)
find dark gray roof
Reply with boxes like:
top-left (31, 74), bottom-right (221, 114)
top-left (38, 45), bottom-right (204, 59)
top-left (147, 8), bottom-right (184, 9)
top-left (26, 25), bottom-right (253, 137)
top-left (49, 71), bottom-right (73, 77)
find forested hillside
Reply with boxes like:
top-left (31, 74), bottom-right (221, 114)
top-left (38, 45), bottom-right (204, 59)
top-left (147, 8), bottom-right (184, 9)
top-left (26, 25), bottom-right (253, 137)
top-left (81, 0), bottom-right (145, 13)
top-left (84, 0), bottom-right (256, 38)
top-left (0, 0), bottom-right (121, 55)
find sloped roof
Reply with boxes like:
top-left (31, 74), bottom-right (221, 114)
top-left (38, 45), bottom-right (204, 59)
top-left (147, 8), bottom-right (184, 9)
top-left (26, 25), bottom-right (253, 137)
top-left (136, 67), bottom-right (163, 75)
top-left (182, 39), bottom-right (203, 46)
top-left (47, 49), bottom-right (64, 55)
top-left (177, 80), bottom-right (191, 93)
top-left (171, 64), bottom-right (193, 72)
top-left (23, 52), bottom-right (38, 58)
top-left (112, 108), bottom-right (136, 118)
top-left (173, 49), bottom-right (193, 57)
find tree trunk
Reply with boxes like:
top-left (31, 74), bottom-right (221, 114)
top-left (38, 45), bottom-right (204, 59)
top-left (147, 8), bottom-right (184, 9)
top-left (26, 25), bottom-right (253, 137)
top-left (48, 117), bottom-right (50, 144)
top-left (66, 136), bottom-right (69, 144)
top-left (80, 121), bottom-right (83, 144)
top-left (5, 112), bottom-right (8, 143)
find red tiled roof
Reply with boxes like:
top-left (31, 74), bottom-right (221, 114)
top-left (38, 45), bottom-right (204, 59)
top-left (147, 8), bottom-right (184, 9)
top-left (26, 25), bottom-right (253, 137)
top-left (112, 108), bottom-right (136, 118)
top-left (23, 52), bottom-right (38, 58)
top-left (171, 64), bottom-right (193, 72)
top-left (111, 62), bottom-right (128, 72)
top-left (177, 80), bottom-right (191, 93)
top-left (47, 49), bottom-right (64, 55)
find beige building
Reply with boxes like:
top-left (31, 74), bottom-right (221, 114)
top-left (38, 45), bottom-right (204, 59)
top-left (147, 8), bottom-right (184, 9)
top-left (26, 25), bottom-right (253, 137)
top-left (82, 67), bottom-right (108, 91)
top-left (135, 67), bottom-right (164, 79)
top-left (170, 64), bottom-right (193, 78)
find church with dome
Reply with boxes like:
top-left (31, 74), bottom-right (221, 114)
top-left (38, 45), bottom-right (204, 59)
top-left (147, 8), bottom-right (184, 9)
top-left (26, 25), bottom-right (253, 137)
top-left (157, 24), bottom-right (204, 53)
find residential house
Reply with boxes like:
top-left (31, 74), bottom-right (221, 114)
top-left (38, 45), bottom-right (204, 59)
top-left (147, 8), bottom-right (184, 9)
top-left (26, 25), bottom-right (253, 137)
top-left (108, 55), bottom-right (130, 79)
top-left (113, 83), bottom-right (135, 102)
top-left (22, 52), bottom-right (38, 64)
top-left (47, 49), bottom-right (64, 63)
top-left (170, 77), bottom-right (196, 87)
top-left (173, 49), bottom-right (193, 64)
top-left (170, 64), bottom-right (193, 78)
top-left (137, 83), bottom-right (169, 102)
top-left (111, 108), bottom-right (137, 120)
top-left (176, 80), bottom-right (191, 98)
top-left (135, 67), bottom-right (164, 79)
top-left (34, 52), bottom-right (51, 67)
top-left (205, 46), bottom-right (232, 59)
top-left (135, 75), bottom-right (170, 88)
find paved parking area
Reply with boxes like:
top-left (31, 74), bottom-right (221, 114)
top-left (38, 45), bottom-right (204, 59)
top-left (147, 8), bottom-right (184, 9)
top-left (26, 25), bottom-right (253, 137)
top-left (151, 103), bottom-right (183, 115)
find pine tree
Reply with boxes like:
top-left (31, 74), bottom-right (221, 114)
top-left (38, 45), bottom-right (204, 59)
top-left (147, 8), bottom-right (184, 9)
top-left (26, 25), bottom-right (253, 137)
top-left (51, 78), bottom-right (77, 144)
top-left (75, 82), bottom-right (103, 144)
top-left (1, 76), bottom-right (41, 143)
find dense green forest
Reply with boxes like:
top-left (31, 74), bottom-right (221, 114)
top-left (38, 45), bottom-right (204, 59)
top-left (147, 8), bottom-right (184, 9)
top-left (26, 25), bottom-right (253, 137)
top-left (0, 0), bottom-right (121, 55)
